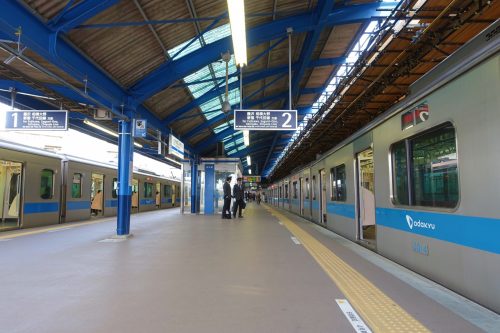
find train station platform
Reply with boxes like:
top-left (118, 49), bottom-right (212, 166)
top-left (0, 204), bottom-right (498, 333)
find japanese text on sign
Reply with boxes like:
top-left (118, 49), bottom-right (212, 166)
top-left (2, 110), bottom-right (68, 130)
top-left (234, 110), bottom-right (297, 131)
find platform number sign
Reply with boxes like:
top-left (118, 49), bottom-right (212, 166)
top-left (234, 110), bottom-right (298, 131)
top-left (2, 110), bottom-right (68, 130)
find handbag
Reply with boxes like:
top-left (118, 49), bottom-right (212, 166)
top-left (242, 201), bottom-right (246, 209)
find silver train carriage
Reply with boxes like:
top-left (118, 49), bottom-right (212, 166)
top-left (266, 21), bottom-right (500, 313)
top-left (0, 141), bottom-right (180, 230)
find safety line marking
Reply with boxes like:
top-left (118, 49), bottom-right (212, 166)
top-left (265, 206), bottom-right (430, 333)
top-left (0, 218), bottom-right (114, 240)
top-left (336, 299), bottom-right (372, 333)
top-left (47, 227), bottom-right (73, 233)
top-left (291, 236), bottom-right (301, 245)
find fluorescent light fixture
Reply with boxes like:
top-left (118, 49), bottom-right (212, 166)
top-left (248, 169), bottom-right (252, 174)
top-left (243, 130), bottom-right (249, 146)
top-left (84, 118), bottom-right (118, 138)
top-left (165, 156), bottom-right (182, 166)
top-left (84, 118), bottom-right (142, 148)
top-left (246, 155), bottom-right (251, 165)
top-left (227, 0), bottom-right (247, 66)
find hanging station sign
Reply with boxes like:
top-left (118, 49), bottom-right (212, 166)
top-left (243, 176), bottom-right (261, 183)
top-left (401, 102), bottom-right (429, 130)
top-left (168, 134), bottom-right (184, 159)
top-left (234, 109), bottom-right (298, 131)
top-left (2, 110), bottom-right (68, 130)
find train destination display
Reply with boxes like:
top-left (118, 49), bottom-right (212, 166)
top-left (234, 110), bottom-right (297, 130)
top-left (2, 110), bottom-right (68, 130)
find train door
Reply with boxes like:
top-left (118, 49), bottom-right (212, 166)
top-left (0, 160), bottom-right (22, 230)
top-left (319, 169), bottom-right (327, 224)
top-left (356, 148), bottom-right (376, 246)
top-left (156, 183), bottom-right (161, 208)
top-left (131, 178), bottom-right (139, 212)
top-left (91, 173), bottom-right (104, 217)
top-left (299, 178), bottom-right (304, 215)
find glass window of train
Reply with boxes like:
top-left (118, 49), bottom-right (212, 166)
top-left (391, 141), bottom-right (409, 205)
top-left (330, 165), bottom-right (346, 201)
top-left (112, 178), bottom-right (118, 198)
top-left (305, 178), bottom-right (310, 199)
top-left (293, 182), bottom-right (298, 199)
top-left (144, 182), bottom-right (154, 198)
top-left (71, 173), bottom-right (82, 198)
top-left (411, 123), bottom-right (458, 208)
top-left (164, 184), bottom-right (172, 197)
top-left (40, 169), bottom-right (54, 199)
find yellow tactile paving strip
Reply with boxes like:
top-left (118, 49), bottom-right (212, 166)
top-left (0, 218), bottom-right (113, 240)
top-left (266, 206), bottom-right (430, 333)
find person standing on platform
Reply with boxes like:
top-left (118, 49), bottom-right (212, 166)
top-left (232, 178), bottom-right (245, 218)
top-left (222, 176), bottom-right (232, 219)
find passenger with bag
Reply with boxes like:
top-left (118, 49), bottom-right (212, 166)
top-left (232, 177), bottom-right (245, 218)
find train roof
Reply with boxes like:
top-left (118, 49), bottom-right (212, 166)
top-left (0, 138), bottom-right (63, 160)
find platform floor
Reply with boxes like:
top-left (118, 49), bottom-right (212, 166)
top-left (0, 204), bottom-right (498, 333)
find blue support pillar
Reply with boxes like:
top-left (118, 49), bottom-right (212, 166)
top-left (190, 160), bottom-right (198, 214)
top-left (117, 120), bottom-right (133, 235)
top-left (204, 164), bottom-right (215, 214)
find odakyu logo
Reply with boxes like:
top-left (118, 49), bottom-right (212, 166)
top-left (405, 215), bottom-right (436, 231)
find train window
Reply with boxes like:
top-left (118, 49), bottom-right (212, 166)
top-left (412, 124), bottom-right (458, 208)
top-left (40, 169), bottom-right (54, 199)
top-left (164, 184), bottom-right (172, 196)
top-left (391, 142), bottom-right (409, 205)
top-left (284, 184), bottom-right (289, 198)
top-left (312, 176), bottom-right (316, 200)
top-left (305, 178), bottom-right (310, 199)
top-left (391, 123), bottom-right (458, 208)
top-left (112, 178), bottom-right (118, 198)
top-left (144, 182), bottom-right (154, 198)
top-left (293, 182), bottom-right (298, 199)
top-left (71, 173), bottom-right (82, 198)
top-left (330, 165), bottom-right (346, 201)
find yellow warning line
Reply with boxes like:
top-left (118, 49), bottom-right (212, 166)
top-left (0, 218), bottom-right (114, 240)
top-left (266, 206), bottom-right (430, 333)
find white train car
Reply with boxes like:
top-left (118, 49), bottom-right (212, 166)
top-left (266, 21), bottom-right (500, 312)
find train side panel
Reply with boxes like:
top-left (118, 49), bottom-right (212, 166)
top-left (22, 156), bottom-right (62, 228)
top-left (373, 53), bottom-right (500, 312)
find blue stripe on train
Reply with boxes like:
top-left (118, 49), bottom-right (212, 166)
top-left (67, 201), bottom-right (90, 210)
top-left (106, 200), bottom-right (118, 208)
top-left (140, 199), bottom-right (156, 205)
top-left (327, 202), bottom-right (355, 219)
top-left (376, 208), bottom-right (500, 254)
top-left (24, 202), bottom-right (59, 214)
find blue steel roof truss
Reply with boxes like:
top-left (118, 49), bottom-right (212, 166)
top-left (0, 1), bottom-right (399, 169)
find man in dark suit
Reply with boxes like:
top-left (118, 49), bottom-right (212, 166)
top-left (232, 178), bottom-right (245, 218)
top-left (222, 176), bottom-right (232, 219)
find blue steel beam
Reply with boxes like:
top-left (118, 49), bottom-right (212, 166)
top-left (302, 87), bottom-right (324, 94)
top-left (291, 0), bottom-right (334, 104)
top-left (0, 2), bottom-right (196, 154)
top-left (309, 56), bottom-right (347, 67)
top-left (49, 0), bottom-right (120, 32)
top-left (162, 65), bottom-right (293, 125)
top-left (130, 2), bottom-right (398, 103)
